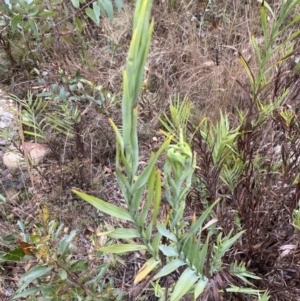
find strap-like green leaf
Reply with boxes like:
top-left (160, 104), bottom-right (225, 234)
top-left (157, 223), bottom-right (177, 242)
top-left (12, 286), bottom-right (40, 300)
top-left (58, 230), bottom-right (76, 256)
top-left (85, 7), bottom-right (100, 26)
top-left (147, 165), bottom-right (156, 207)
top-left (99, 228), bottom-right (140, 239)
top-left (159, 245), bottom-right (178, 257)
top-left (99, 0), bottom-right (114, 20)
top-left (218, 230), bottom-right (245, 257)
top-left (151, 232), bottom-right (162, 256)
top-left (257, 0), bottom-right (275, 19)
top-left (114, 0), bottom-right (123, 12)
top-left (109, 118), bottom-right (124, 152)
top-left (134, 257), bottom-right (160, 284)
top-left (194, 277), bottom-right (209, 299)
top-left (11, 15), bottom-right (22, 33)
top-left (70, 0), bottom-right (79, 8)
top-left (260, 2), bottom-right (267, 40)
top-left (72, 189), bottom-right (133, 222)
top-left (0, 248), bottom-right (25, 262)
top-left (153, 259), bottom-right (186, 280)
top-left (239, 50), bottom-right (256, 90)
top-left (17, 265), bottom-right (53, 293)
top-left (171, 267), bottom-right (199, 301)
top-left (99, 244), bottom-right (147, 254)
top-left (145, 221), bottom-right (153, 242)
top-left (184, 198), bottom-right (220, 242)
top-left (153, 168), bottom-right (162, 222)
top-left (196, 235), bottom-right (209, 274)
top-left (133, 135), bottom-right (172, 190)
top-left (226, 285), bottom-right (265, 295)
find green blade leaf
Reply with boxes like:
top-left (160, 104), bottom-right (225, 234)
top-left (257, 0), bottom-right (275, 19)
top-left (17, 220), bottom-right (25, 232)
top-left (133, 135), bottom-right (172, 190)
top-left (157, 223), bottom-right (177, 242)
top-left (196, 235), bottom-right (209, 274)
top-left (239, 51), bottom-right (255, 90)
top-left (184, 198), bottom-right (219, 242)
top-left (62, 35), bottom-right (77, 45)
top-left (99, 244), bottom-right (147, 254)
top-left (0, 248), bottom-right (25, 262)
top-left (260, 2), bottom-right (267, 39)
top-left (11, 15), bottom-right (22, 33)
top-left (159, 245), bottom-right (178, 256)
top-left (151, 231), bottom-right (162, 255)
top-left (218, 230), bottom-right (245, 257)
top-left (226, 285), bottom-right (264, 295)
top-left (17, 266), bottom-right (53, 293)
top-left (58, 230), bottom-right (76, 256)
top-left (72, 189), bottom-right (133, 222)
top-left (171, 267), bottom-right (199, 301)
top-left (74, 17), bottom-right (83, 32)
top-left (27, 19), bottom-right (38, 38)
top-left (38, 11), bottom-right (57, 18)
top-left (70, 259), bottom-right (88, 272)
top-left (147, 165), bottom-right (156, 208)
top-left (145, 221), bottom-right (153, 242)
top-left (194, 278), bottom-right (209, 299)
top-left (99, 0), bottom-right (114, 20)
top-left (85, 6), bottom-right (100, 26)
top-left (58, 268), bottom-right (67, 280)
top-left (153, 168), bottom-right (162, 222)
top-left (108, 118), bottom-right (125, 158)
top-left (99, 228), bottom-right (140, 239)
top-left (70, 0), bottom-right (79, 8)
top-left (134, 257), bottom-right (160, 284)
top-left (12, 287), bottom-right (40, 300)
top-left (114, 0), bottom-right (123, 12)
top-left (153, 259), bottom-right (186, 280)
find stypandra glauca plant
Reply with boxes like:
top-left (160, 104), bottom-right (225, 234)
top-left (73, 0), bottom-right (267, 300)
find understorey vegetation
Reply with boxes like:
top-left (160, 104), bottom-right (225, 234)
top-left (0, 0), bottom-right (300, 300)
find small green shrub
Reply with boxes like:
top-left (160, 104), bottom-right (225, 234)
top-left (0, 206), bottom-right (125, 300)
top-left (0, 0), bottom-right (124, 71)
top-left (37, 68), bottom-right (118, 107)
top-left (71, 0), bottom-right (123, 26)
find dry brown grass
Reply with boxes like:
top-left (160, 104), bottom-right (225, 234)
top-left (2, 1), bottom-right (265, 122)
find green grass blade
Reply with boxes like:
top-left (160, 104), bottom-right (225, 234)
top-left (99, 244), bottom-right (147, 254)
top-left (99, 228), bottom-right (140, 239)
top-left (133, 135), bottom-right (172, 190)
top-left (134, 257), bottom-right (160, 284)
top-left (153, 259), bottom-right (186, 280)
top-left (171, 267), bottom-right (199, 301)
top-left (194, 278), bottom-right (209, 299)
top-left (153, 168), bottom-right (162, 222)
top-left (261, 2), bottom-right (267, 39)
top-left (72, 189), bottom-right (133, 222)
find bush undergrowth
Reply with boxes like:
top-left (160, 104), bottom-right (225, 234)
top-left (0, 0), bottom-right (300, 300)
